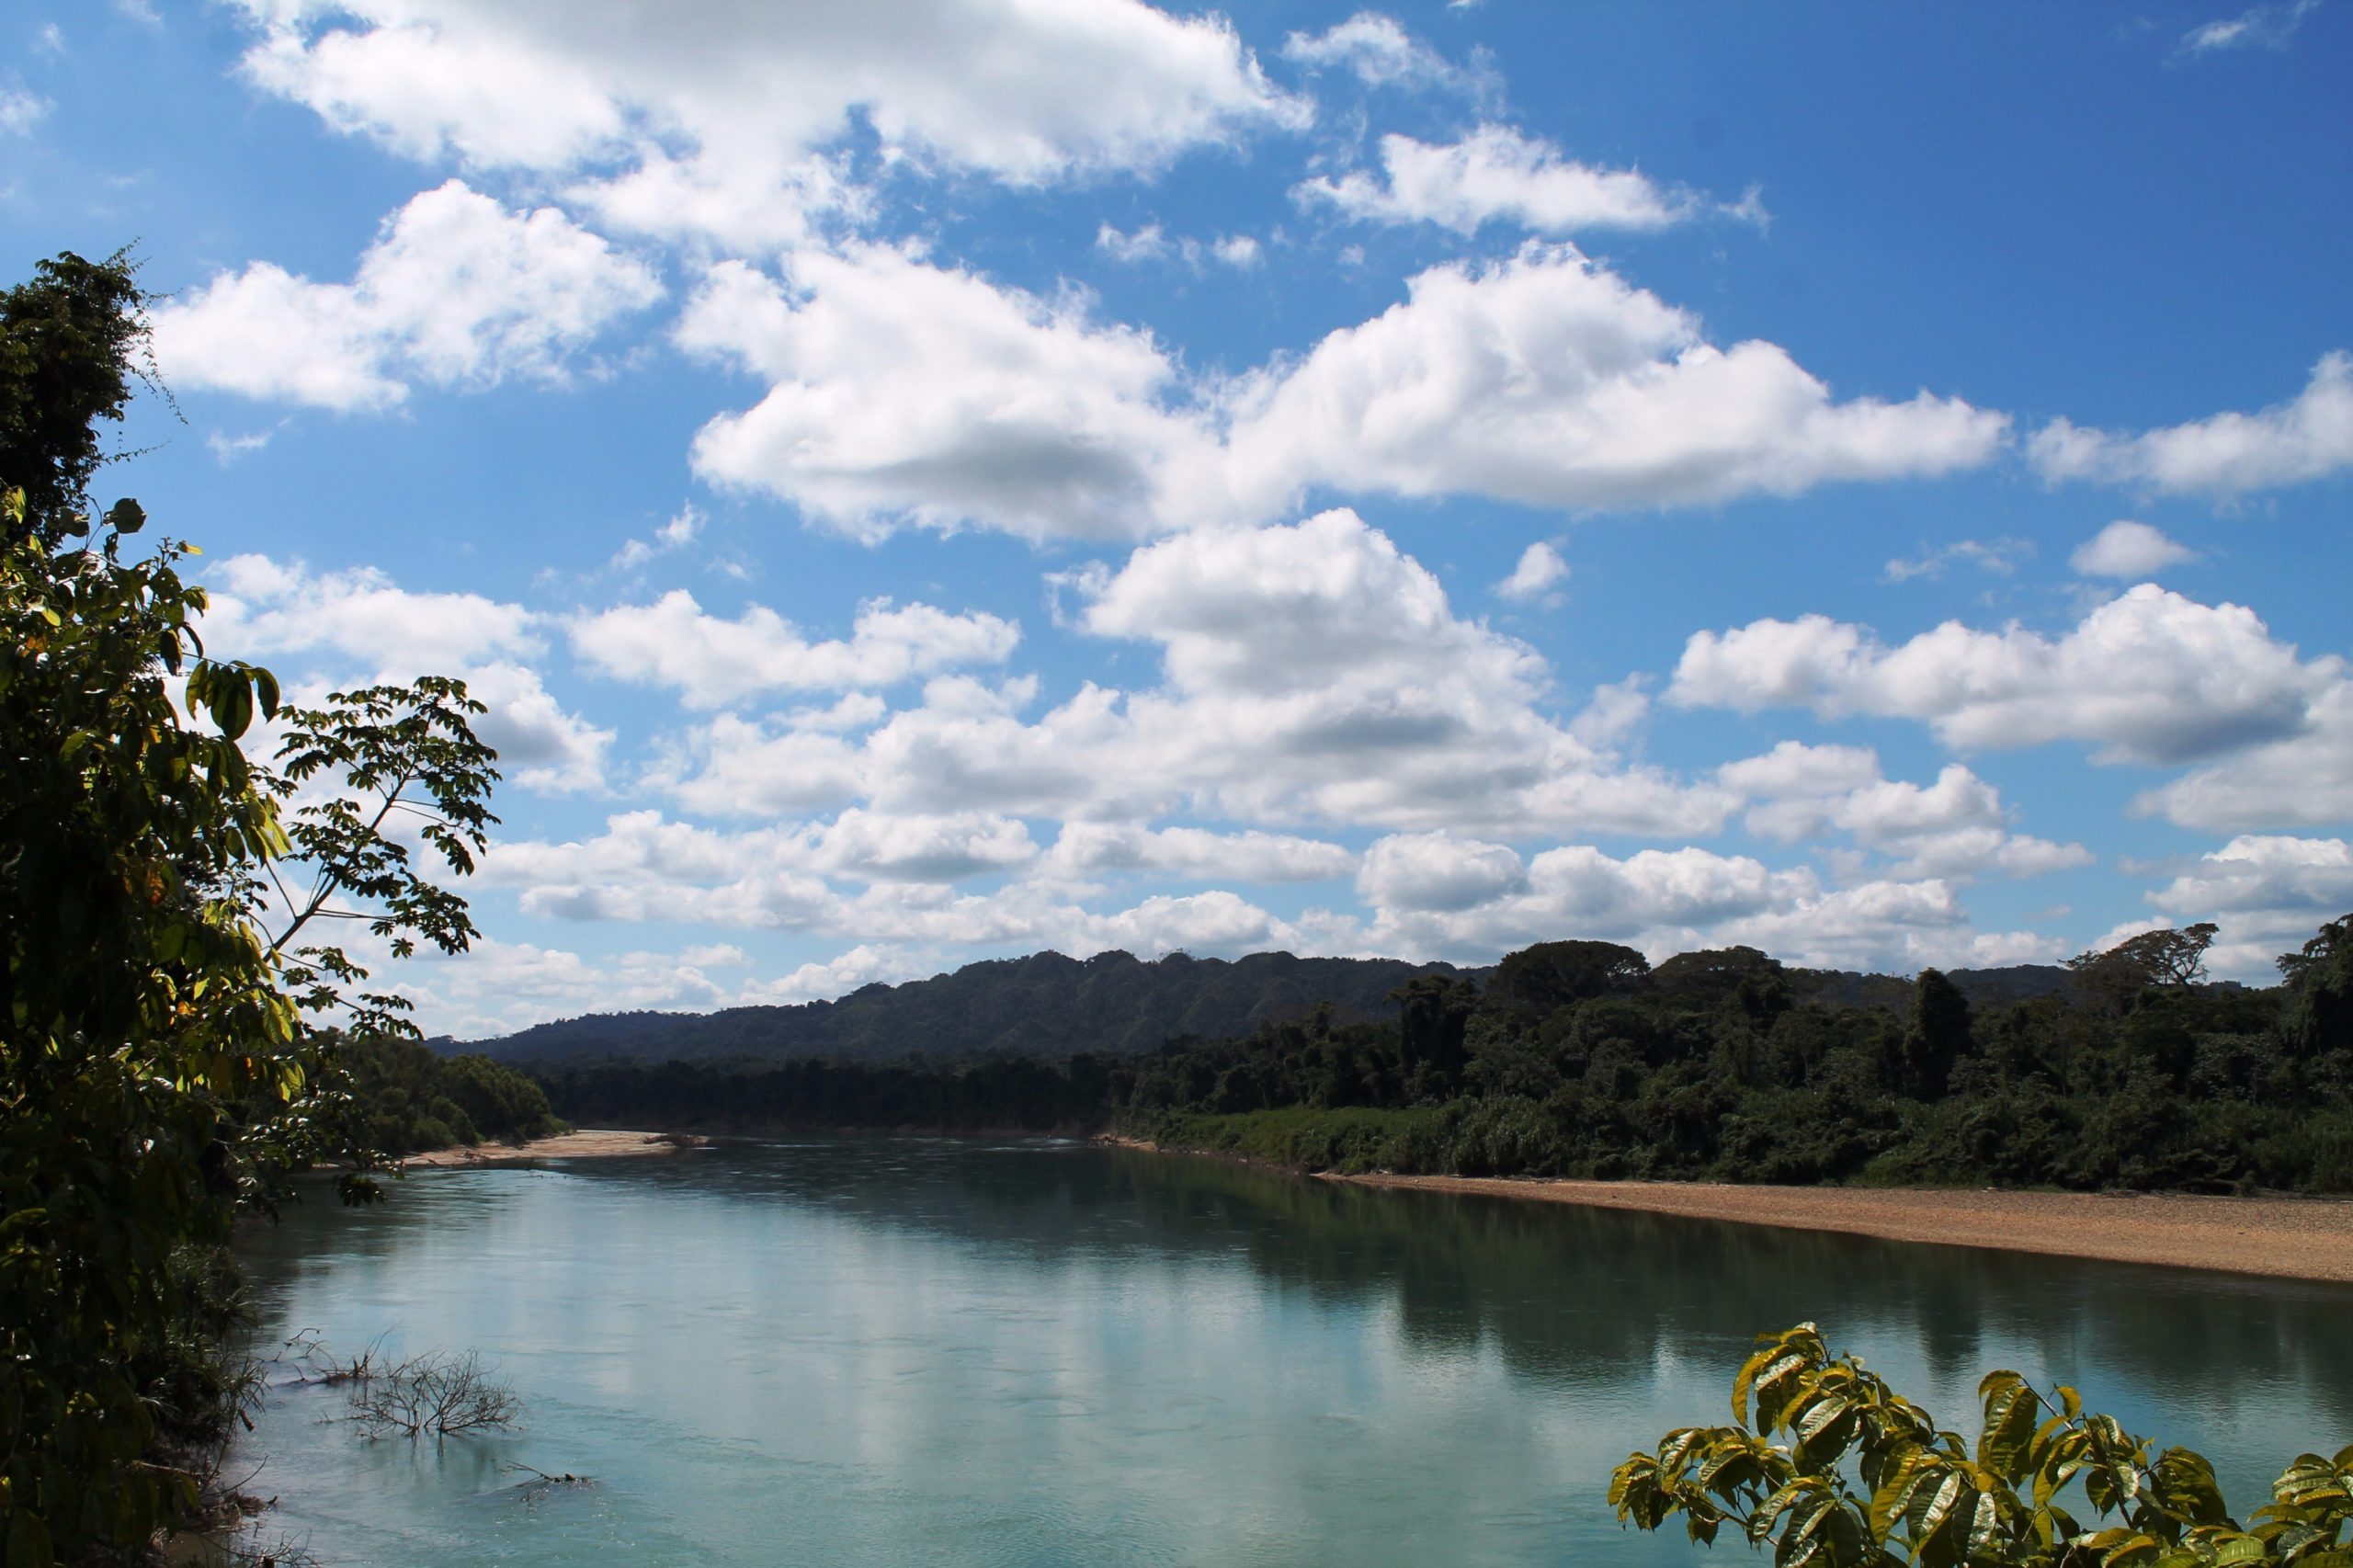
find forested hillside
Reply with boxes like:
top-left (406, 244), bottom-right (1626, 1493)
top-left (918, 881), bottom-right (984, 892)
top-left (533, 920), bottom-right (2353, 1195)
top-left (467, 946), bottom-right (2086, 1067)
top-left (466, 948), bottom-right (1472, 1063)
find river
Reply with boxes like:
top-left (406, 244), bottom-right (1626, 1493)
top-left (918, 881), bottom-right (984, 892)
top-left (231, 1139), bottom-right (2353, 1565)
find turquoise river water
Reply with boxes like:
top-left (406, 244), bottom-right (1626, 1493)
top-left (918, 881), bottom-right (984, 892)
top-left (230, 1138), bottom-right (2353, 1565)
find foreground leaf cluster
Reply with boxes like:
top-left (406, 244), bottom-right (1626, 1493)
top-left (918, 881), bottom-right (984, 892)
top-left (2, 252), bottom-right (498, 1563)
top-left (1611, 1324), bottom-right (2352, 1566)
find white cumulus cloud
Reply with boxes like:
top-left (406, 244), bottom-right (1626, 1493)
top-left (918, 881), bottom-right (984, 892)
top-left (570, 588), bottom-right (1019, 709)
top-left (1280, 13), bottom-right (1475, 93)
top-left (1222, 245), bottom-right (2008, 517)
top-left (2070, 519), bottom-right (2196, 578)
top-left (1495, 541), bottom-right (1569, 605)
top-left (1672, 585), bottom-right (2342, 766)
top-left (231, 0), bottom-right (1307, 246)
top-left (1296, 125), bottom-right (1692, 234)
top-left (2143, 834), bottom-right (2353, 979)
top-left (2029, 351), bottom-right (2353, 496)
top-left (198, 554), bottom-right (613, 794)
top-left (151, 180), bottom-right (661, 411)
top-left (2134, 684), bottom-right (2353, 831)
top-left (678, 247), bottom-right (1217, 541)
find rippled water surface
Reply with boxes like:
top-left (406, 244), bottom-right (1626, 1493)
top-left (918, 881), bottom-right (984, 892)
top-left (232, 1140), bottom-right (2353, 1565)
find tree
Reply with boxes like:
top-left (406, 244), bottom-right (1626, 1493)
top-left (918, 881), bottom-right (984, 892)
top-left (2279, 915), bottom-right (2352, 1059)
top-left (1483, 939), bottom-right (1651, 1017)
top-left (1653, 946), bottom-right (1785, 1006)
top-left (1611, 1322), bottom-right (2352, 1566)
top-left (1897, 969), bottom-right (1972, 1099)
top-left (1392, 975), bottom-right (1477, 1097)
top-left (1, 252), bottom-right (497, 1563)
top-left (2066, 924), bottom-right (2220, 1011)
top-left (0, 250), bottom-right (153, 551)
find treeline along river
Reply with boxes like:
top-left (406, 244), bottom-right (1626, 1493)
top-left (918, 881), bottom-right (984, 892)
top-left (233, 1139), bottom-right (2353, 1566)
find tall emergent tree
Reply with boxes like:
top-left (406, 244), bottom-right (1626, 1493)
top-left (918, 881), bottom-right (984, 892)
top-left (2, 252), bottom-right (497, 1563)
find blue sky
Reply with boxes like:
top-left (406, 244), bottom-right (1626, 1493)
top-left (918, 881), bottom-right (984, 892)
top-left (7, 0), bottom-right (2349, 1037)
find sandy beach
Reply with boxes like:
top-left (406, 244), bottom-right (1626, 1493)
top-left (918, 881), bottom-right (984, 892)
top-left (401, 1129), bottom-right (704, 1169)
top-left (1322, 1172), bottom-right (2353, 1285)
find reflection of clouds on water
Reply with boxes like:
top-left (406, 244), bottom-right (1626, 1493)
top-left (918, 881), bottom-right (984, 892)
top-left (237, 1142), bottom-right (2353, 1566)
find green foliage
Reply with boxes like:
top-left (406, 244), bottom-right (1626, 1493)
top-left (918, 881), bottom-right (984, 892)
top-left (1483, 938), bottom-right (1650, 1017)
top-left (2279, 916), bottom-right (2352, 1062)
top-left (333, 1035), bottom-right (563, 1155)
top-left (0, 250), bottom-right (154, 551)
top-left (2068, 925), bottom-right (2222, 1013)
top-left (1610, 1323), bottom-right (2352, 1565)
top-left (1139, 1107), bottom-right (1449, 1173)
top-left (1, 252), bottom-right (496, 1562)
top-left (538, 1052), bottom-right (1115, 1137)
top-left (1900, 969), bottom-right (1973, 1100)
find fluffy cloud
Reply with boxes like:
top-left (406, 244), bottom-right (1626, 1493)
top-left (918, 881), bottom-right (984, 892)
top-left (678, 248), bottom-right (1218, 541)
top-left (814, 808), bottom-right (1037, 881)
top-left (232, 0), bottom-right (1306, 246)
top-left (481, 806), bottom-right (1316, 964)
top-left (1222, 245), bottom-right (2008, 517)
top-left (1296, 125), bottom-right (1689, 233)
top-left (570, 586), bottom-right (1018, 707)
top-left (1495, 541), bottom-right (1568, 605)
top-left (1074, 510), bottom-right (1734, 835)
top-left (1713, 881), bottom-right (2062, 975)
top-left (456, 661), bottom-right (615, 794)
top-left (1725, 748), bottom-right (2088, 882)
top-left (1357, 832), bottom-right (1528, 912)
top-left (1717, 740), bottom-right (1884, 801)
top-left (2029, 351), bottom-right (2353, 496)
top-left (200, 553), bottom-right (616, 794)
top-left (2070, 519), bottom-right (2195, 578)
top-left (1345, 835), bottom-right (2040, 975)
top-left (1040, 824), bottom-right (1355, 883)
top-left (739, 944), bottom-right (939, 1006)
top-left (652, 715), bottom-right (867, 818)
top-left (202, 552), bottom-right (540, 671)
top-left (2143, 834), bottom-right (2353, 979)
top-left (1672, 584), bottom-right (2342, 765)
top-left (2133, 684), bottom-right (2353, 831)
top-left (681, 237), bottom-right (2009, 542)
top-left (151, 180), bottom-right (660, 411)
top-left (657, 510), bottom-right (1733, 840)
top-left (410, 937), bottom-right (756, 1038)
top-left (1280, 13), bottom-right (1471, 92)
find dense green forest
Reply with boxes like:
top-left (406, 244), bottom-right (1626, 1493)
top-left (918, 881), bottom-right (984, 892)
top-left (333, 1034), bottom-right (565, 1155)
top-left (537, 919), bottom-right (2353, 1195)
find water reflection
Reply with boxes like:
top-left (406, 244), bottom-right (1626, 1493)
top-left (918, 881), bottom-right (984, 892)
top-left (235, 1140), bottom-right (2353, 1567)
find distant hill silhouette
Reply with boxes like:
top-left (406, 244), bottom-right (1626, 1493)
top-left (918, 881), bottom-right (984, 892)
top-left (451, 947), bottom-right (2089, 1066)
top-left (459, 949), bottom-right (1475, 1064)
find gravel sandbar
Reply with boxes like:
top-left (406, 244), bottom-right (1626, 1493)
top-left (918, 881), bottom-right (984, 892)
top-left (1324, 1174), bottom-right (2353, 1284)
top-left (401, 1130), bottom-right (703, 1169)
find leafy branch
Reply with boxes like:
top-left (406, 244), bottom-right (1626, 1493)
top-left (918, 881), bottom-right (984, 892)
top-left (1610, 1323), bottom-right (2353, 1566)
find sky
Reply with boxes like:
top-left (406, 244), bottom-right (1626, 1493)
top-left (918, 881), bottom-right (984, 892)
top-left (6, 0), bottom-right (2350, 1039)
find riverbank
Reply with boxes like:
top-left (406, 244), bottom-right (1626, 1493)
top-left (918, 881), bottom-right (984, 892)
top-left (401, 1129), bottom-right (705, 1168)
top-left (1329, 1172), bottom-right (2353, 1285)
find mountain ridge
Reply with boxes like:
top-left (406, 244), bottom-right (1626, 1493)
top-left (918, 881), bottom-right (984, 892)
top-left (448, 947), bottom-right (2087, 1066)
